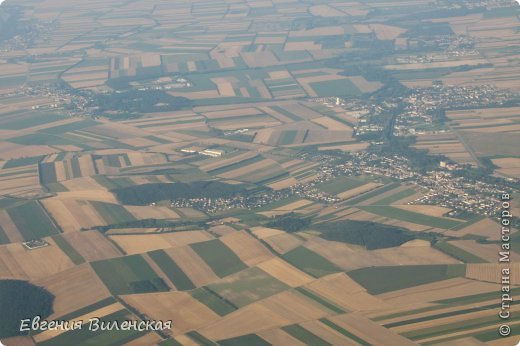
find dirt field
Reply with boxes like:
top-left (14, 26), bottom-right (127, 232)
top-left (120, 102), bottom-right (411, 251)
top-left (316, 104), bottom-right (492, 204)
top-left (199, 290), bottom-right (331, 340)
top-left (62, 230), bottom-right (122, 261)
top-left (329, 313), bottom-right (416, 346)
top-left (0, 210), bottom-right (23, 242)
top-left (35, 264), bottom-right (111, 319)
top-left (0, 238), bottom-right (74, 280)
top-left (250, 226), bottom-right (286, 239)
top-left (444, 218), bottom-right (501, 239)
top-left (307, 273), bottom-right (391, 311)
top-left (256, 257), bottom-right (314, 287)
top-left (220, 231), bottom-right (273, 266)
top-left (123, 291), bottom-right (220, 335)
top-left (263, 233), bottom-right (305, 254)
top-left (466, 263), bottom-right (520, 285)
top-left (165, 245), bottom-right (220, 286)
top-left (337, 182), bottom-right (382, 199)
top-left (257, 329), bottom-right (305, 345)
top-left (378, 277), bottom-right (498, 306)
top-left (125, 205), bottom-right (180, 220)
top-left (304, 236), bottom-right (457, 271)
top-left (109, 231), bottom-right (213, 255)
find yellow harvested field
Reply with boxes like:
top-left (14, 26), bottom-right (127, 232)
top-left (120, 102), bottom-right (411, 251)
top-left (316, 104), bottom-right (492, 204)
top-left (256, 257), bottom-right (314, 287)
top-left (220, 231), bottom-right (273, 266)
top-left (35, 264), bottom-right (111, 319)
top-left (268, 176), bottom-right (299, 190)
top-left (62, 230), bottom-right (121, 261)
top-left (300, 320), bottom-right (357, 345)
top-left (199, 152), bottom-right (257, 172)
top-left (309, 5), bottom-right (346, 17)
top-left (450, 240), bottom-right (519, 263)
top-left (444, 218), bottom-right (501, 240)
top-left (199, 290), bottom-right (331, 340)
top-left (0, 238), bottom-right (74, 280)
top-left (257, 329), bottom-right (305, 345)
top-left (166, 246), bottom-right (220, 286)
top-left (263, 233), bottom-right (304, 254)
top-left (60, 176), bottom-right (108, 192)
top-left (55, 190), bottom-right (117, 203)
top-left (466, 263), bottom-right (520, 285)
top-left (304, 236), bottom-right (457, 271)
top-left (34, 302), bottom-right (125, 342)
top-left (123, 291), bottom-right (219, 335)
top-left (0, 210), bottom-right (23, 242)
top-left (125, 333), bottom-right (163, 346)
top-left (349, 75), bottom-right (383, 93)
top-left (379, 277), bottom-right (498, 305)
top-left (337, 182), bottom-right (382, 199)
top-left (109, 231), bottom-right (214, 255)
top-left (329, 313), bottom-right (416, 346)
top-left (43, 198), bottom-right (106, 231)
top-left (395, 204), bottom-right (456, 218)
top-left (492, 157), bottom-right (520, 177)
top-left (306, 273), bottom-right (391, 311)
top-left (41, 198), bottom-right (82, 232)
top-left (250, 226), bottom-right (286, 239)
top-left (311, 116), bottom-right (352, 131)
top-left (125, 205), bottom-right (179, 220)
top-left (272, 199), bottom-right (314, 212)
top-left (369, 24), bottom-right (407, 40)
top-left (385, 59), bottom-right (489, 70)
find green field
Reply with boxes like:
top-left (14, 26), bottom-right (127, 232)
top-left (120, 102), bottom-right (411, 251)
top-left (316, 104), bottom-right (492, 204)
top-left (344, 183), bottom-right (400, 205)
top-left (282, 246), bottom-right (340, 278)
top-left (433, 242), bottom-right (487, 263)
top-left (52, 297), bottom-right (116, 322)
top-left (3, 155), bottom-right (44, 169)
top-left (190, 239), bottom-right (248, 278)
top-left (89, 201), bottom-right (136, 224)
top-left (0, 112), bottom-right (64, 130)
top-left (191, 287), bottom-right (237, 316)
top-left (384, 301), bottom-right (513, 329)
top-left (218, 334), bottom-right (270, 346)
top-left (371, 188), bottom-right (416, 205)
top-left (6, 202), bottom-right (61, 240)
top-left (309, 79), bottom-right (361, 97)
top-left (359, 206), bottom-right (464, 229)
top-left (402, 313), bottom-right (520, 341)
top-left (40, 119), bottom-right (97, 134)
top-left (348, 264), bottom-right (467, 295)
top-left (207, 267), bottom-right (289, 307)
top-left (0, 226), bottom-right (9, 244)
top-left (281, 324), bottom-right (332, 346)
top-left (148, 249), bottom-right (195, 290)
top-left (295, 287), bottom-right (345, 313)
top-left (317, 176), bottom-right (367, 195)
top-left (186, 331), bottom-right (218, 346)
top-left (39, 162), bottom-right (58, 184)
top-left (91, 254), bottom-right (169, 295)
top-left (52, 235), bottom-right (85, 265)
top-left (319, 318), bottom-right (371, 346)
top-left (206, 155), bottom-right (263, 175)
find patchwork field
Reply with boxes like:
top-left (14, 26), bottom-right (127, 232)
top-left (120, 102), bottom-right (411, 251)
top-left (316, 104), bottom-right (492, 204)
top-left (0, 0), bottom-right (518, 345)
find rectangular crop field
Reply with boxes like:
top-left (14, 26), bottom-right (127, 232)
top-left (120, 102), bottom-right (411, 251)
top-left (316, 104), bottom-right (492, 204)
top-left (190, 239), bottom-right (248, 278)
top-left (348, 264), bottom-right (466, 295)
top-left (282, 246), bottom-right (340, 278)
top-left (359, 206), bottom-right (464, 229)
top-left (149, 249), bottom-right (196, 290)
top-left (7, 201), bottom-right (61, 240)
top-left (91, 254), bottom-right (169, 295)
